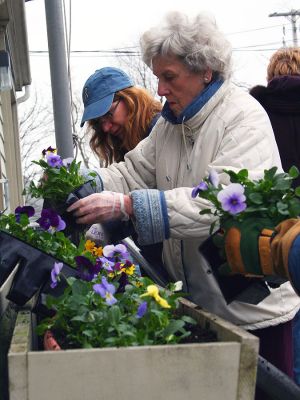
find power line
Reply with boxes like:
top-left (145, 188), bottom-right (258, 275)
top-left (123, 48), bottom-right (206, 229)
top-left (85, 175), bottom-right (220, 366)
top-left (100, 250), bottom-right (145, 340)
top-left (233, 40), bottom-right (291, 49)
top-left (226, 23), bottom-right (285, 35)
top-left (30, 49), bottom-right (140, 54)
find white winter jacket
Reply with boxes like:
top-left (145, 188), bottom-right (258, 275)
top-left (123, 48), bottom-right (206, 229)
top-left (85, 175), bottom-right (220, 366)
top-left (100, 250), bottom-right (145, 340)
top-left (97, 80), bottom-right (300, 330)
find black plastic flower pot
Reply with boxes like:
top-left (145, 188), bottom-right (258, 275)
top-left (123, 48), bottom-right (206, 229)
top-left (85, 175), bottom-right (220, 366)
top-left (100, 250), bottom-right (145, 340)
top-left (0, 231), bottom-right (27, 286)
top-left (0, 231), bottom-right (77, 307)
top-left (43, 180), bottom-right (97, 244)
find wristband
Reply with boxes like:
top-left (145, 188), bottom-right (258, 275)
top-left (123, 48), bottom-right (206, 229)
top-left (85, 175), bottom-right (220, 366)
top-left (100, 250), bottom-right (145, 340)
top-left (119, 193), bottom-right (129, 221)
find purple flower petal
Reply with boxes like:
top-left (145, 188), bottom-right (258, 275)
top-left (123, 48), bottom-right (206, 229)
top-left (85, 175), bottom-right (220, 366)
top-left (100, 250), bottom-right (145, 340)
top-left (93, 277), bottom-right (117, 305)
top-left (46, 153), bottom-right (63, 168)
top-left (93, 283), bottom-right (106, 297)
top-left (50, 262), bottom-right (63, 288)
top-left (217, 183), bottom-right (247, 215)
top-left (102, 245), bottom-right (115, 258)
top-left (98, 257), bottom-right (114, 272)
top-left (42, 146), bottom-right (56, 156)
top-left (15, 206), bottom-right (35, 217)
top-left (75, 256), bottom-right (96, 281)
top-left (103, 244), bottom-right (129, 260)
top-left (62, 157), bottom-right (74, 168)
top-left (209, 169), bottom-right (219, 188)
top-left (105, 293), bottom-right (118, 306)
top-left (191, 181), bottom-right (208, 198)
top-left (56, 216), bottom-right (66, 231)
top-left (37, 209), bottom-right (63, 231)
top-left (101, 276), bottom-right (116, 294)
top-left (136, 301), bottom-right (147, 318)
top-left (116, 272), bottom-right (129, 294)
top-left (14, 206), bottom-right (35, 222)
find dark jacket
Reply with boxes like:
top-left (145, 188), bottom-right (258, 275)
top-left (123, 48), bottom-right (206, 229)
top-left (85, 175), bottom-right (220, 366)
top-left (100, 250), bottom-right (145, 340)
top-left (250, 75), bottom-right (300, 187)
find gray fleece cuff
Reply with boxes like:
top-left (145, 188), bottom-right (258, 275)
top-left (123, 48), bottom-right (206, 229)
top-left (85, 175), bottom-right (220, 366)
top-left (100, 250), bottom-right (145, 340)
top-left (130, 189), bottom-right (170, 245)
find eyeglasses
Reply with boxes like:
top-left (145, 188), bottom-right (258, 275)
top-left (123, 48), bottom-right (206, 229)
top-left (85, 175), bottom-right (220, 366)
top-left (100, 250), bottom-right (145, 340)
top-left (99, 99), bottom-right (121, 125)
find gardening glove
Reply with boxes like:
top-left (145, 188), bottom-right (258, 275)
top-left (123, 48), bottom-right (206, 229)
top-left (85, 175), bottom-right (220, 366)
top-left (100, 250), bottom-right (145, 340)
top-left (271, 219), bottom-right (300, 296)
top-left (66, 191), bottom-right (133, 225)
top-left (85, 223), bottom-right (110, 246)
top-left (220, 217), bottom-right (275, 277)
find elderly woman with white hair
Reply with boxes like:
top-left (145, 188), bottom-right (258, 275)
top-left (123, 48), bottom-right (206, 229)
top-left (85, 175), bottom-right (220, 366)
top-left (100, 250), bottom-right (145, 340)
top-left (69, 11), bottom-right (300, 380)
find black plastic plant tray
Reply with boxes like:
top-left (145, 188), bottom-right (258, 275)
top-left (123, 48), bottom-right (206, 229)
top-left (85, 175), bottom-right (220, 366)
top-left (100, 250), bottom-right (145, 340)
top-left (0, 230), bottom-right (77, 306)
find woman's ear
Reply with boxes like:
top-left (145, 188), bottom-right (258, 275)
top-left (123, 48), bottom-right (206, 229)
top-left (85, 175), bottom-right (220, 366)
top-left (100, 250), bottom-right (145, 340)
top-left (203, 69), bottom-right (213, 83)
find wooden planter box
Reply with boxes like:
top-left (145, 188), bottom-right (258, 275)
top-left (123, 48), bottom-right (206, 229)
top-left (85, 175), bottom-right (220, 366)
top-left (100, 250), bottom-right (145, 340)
top-left (8, 299), bottom-right (259, 400)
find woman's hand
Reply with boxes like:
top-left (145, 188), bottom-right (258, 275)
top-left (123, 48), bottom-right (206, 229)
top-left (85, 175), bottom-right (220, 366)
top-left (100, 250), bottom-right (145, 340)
top-left (66, 191), bottom-right (133, 225)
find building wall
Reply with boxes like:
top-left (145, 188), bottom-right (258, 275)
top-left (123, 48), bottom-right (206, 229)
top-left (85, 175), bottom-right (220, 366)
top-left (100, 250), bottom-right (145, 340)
top-left (0, 0), bottom-right (31, 211)
top-left (0, 90), bottom-right (23, 211)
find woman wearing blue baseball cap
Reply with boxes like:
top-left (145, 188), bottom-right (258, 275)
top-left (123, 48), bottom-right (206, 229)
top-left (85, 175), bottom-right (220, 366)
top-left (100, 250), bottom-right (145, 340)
top-left (81, 66), bottom-right (164, 275)
top-left (81, 67), bottom-right (162, 167)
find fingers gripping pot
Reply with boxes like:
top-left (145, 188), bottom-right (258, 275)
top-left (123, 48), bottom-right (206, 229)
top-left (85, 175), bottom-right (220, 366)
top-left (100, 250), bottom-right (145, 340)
top-left (67, 191), bottom-right (131, 224)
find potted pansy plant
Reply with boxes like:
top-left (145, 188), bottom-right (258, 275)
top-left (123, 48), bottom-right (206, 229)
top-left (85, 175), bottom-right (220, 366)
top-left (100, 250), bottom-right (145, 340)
top-left (0, 203), bottom-right (82, 305)
top-left (192, 166), bottom-right (300, 295)
top-left (36, 241), bottom-right (197, 350)
top-left (24, 146), bottom-right (98, 240)
top-left (25, 146), bottom-right (97, 204)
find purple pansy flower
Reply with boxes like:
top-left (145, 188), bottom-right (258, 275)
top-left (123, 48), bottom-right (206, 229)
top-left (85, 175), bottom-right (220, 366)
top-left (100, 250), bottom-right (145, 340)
top-left (37, 209), bottom-right (66, 231)
top-left (46, 153), bottom-right (63, 168)
top-left (103, 244), bottom-right (129, 261)
top-left (56, 216), bottom-right (66, 231)
top-left (62, 157), bottom-right (74, 168)
top-left (15, 206), bottom-right (35, 222)
top-left (42, 146), bottom-right (56, 156)
top-left (116, 272), bottom-right (129, 294)
top-left (98, 256), bottom-right (114, 272)
top-left (191, 181), bottom-right (208, 198)
top-left (136, 301), bottom-right (148, 319)
top-left (50, 262), bottom-right (63, 289)
top-left (113, 262), bottom-right (123, 272)
top-left (93, 277), bottom-right (117, 305)
top-left (217, 183), bottom-right (247, 215)
top-left (75, 256), bottom-right (101, 281)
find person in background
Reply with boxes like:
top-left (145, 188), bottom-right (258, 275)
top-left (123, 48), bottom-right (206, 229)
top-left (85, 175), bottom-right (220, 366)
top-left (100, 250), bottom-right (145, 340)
top-left (250, 47), bottom-right (300, 186)
top-left (80, 67), bottom-right (164, 276)
top-left (70, 12), bottom-right (300, 392)
top-left (81, 67), bottom-right (162, 166)
top-left (250, 47), bottom-right (300, 385)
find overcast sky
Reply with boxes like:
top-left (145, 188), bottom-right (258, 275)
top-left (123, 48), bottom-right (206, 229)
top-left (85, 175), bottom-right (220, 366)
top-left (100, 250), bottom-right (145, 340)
top-left (24, 0), bottom-right (299, 97)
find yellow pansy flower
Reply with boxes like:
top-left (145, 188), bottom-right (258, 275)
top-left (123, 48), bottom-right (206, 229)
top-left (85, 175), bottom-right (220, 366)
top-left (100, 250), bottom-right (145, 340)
top-left (85, 240), bottom-right (95, 252)
top-left (93, 246), bottom-right (103, 257)
top-left (140, 285), bottom-right (171, 309)
top-left (121, 263), bottom-right (135, 276)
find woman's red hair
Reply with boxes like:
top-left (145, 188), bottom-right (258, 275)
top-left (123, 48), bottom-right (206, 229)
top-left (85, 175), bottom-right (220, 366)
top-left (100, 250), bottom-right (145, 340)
top-left (88, 86), bottom-right (162, 166)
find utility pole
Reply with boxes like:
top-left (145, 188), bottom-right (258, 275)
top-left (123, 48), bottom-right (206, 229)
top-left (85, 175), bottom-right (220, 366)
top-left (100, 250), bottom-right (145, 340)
top-left (44, 0), bottom-right (74, 159)
top-left (269, 9), bottom-right (300, 47)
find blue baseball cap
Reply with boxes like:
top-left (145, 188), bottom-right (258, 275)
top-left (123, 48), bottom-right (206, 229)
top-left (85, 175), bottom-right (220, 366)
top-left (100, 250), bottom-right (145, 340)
top-left (80, 67), bottom-right (133, 127)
